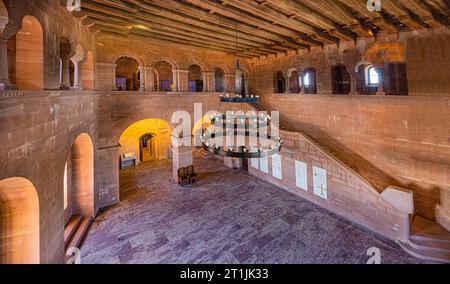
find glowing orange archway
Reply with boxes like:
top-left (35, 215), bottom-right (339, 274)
top-left (0, 177), bottom-right (40, 264)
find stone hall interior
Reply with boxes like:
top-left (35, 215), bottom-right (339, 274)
top-left (0, 0), bottom-right (450, 265)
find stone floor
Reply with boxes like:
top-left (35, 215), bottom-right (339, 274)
top-left (81, 150), bottom-right (423, 264)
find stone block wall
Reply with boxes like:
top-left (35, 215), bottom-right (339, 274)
top-left (258, 93), bottom-right (450, 231)
top-left (0, 90), bottom-right (98, 263)
top-left (248, 131), bottom-right (411, 241)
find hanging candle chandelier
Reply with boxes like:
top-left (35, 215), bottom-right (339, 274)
top-left (201, 24), bottom-right (283, 159)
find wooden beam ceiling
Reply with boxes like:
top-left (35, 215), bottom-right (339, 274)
top-left (67, 0), bottom-right (450, 59)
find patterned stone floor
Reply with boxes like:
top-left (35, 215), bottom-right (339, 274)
top-left (81, 150), bottom-right (423, 264)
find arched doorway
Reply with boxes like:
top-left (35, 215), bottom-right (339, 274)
top-left (214, 67), bottom-right (225, 92)
top-left (14, 15), bottom-right (44, 90)
top-left (82, 51), bottom-right (94, 90)
top-left (119, 119), bottom-right (172, 164)
top-left (0, 177), bottom-right (39, 264)
top-left (63, 133), bottom-right (94, 257)
top-left (274, 71), bottom-right (286, 93)
top-left (331, 64), bottom-right (351, 95)
top-left (154, 61), bottom-right (173, 91)
top-left (139, 133), bottom-right (157, 162)
top-left (64, 133), bottom-right (95, 222)
top-left (288, 69), bottom-right (301, 93)
top-left (188, 64), bottom-right (203, 92)
top-left (115, 56), bottom-right (140, 91)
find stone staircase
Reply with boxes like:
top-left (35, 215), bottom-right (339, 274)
top-left (64, 214), bottom-right (93, 263)
top-left (397, 216), bottom-right (450, 263)
top-left (249, 102), bottom-right (450, 263)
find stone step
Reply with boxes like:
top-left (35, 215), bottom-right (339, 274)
top-left (407, 238), bottom-right (450, 253)
top-left (64, 214), bottom-right (82, 248)
top-left (397, 241), bottom-right (450, 264)
top-left (65, 216), bottom-right (92, 251)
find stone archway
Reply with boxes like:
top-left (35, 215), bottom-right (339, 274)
top-left (119, 119), bottom-right (172, 164)
top-left (0, 177), bottom-right (39, 264)
top-left (65, 133), bottom-right (95, 220)
top-left (115, 55), bottom-right (144, 91)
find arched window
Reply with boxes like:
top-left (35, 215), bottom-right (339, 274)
top-left (154, 61), bottom-right (173, 92)
top-left (368, 66), bottom-right (379, 86)
top-left (115, 56), bottom-right (140, 91)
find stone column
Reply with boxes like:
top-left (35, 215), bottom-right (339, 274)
top-left (202, 71), bottom-right (214, 92)
top-left (145, 66), bottom-right (155, 91)
top-left (139, 65), bottom-right (145, 91)
top-left (375, 66), bottom-right (385, 96)
top-left (172, 144), bottom-right (194, 182)
top-left (71, 59), bottom-right (81, 90)
top-left (172, 69), bottom-right (179, 92)
top-left (0, 38), bottom-right (16, 90)
top-left (175, 69), bottom-right (189, 92)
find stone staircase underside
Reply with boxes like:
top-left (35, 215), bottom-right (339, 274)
top-left (398, 216), bottom-right (450, 263)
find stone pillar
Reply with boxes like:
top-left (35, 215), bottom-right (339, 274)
top-left (145, 66), bottom-right (155, 91)
top-left (71, 59), bottom-right (82, 90)
top-left (0, 38), bottom-right (16, 90)
top-left (375, 66), bottom-right (385, 96)
top-left (138, 65), bottom-right (144, 91)
top-left (202, 71), bottom-right (214, 92)
top-left (172, 144), bottom-right (194, 182)
top-left (172, 69), bottom-right (179, 92)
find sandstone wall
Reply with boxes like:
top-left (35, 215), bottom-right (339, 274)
top-left (258, 93), bottom-right (450, 231)
top-left (249, 131), bottom-right (411, 241)
top-left (2, 0), bottom-right (97, 90)
top-left (0, 90), bottom-right (98, 264)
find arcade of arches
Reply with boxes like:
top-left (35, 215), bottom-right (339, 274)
top-left (1, 0), bottom-right (450, 264)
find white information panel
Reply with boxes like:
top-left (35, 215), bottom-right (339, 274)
top-left (250, 147), bottom-right (259, 169)
top-left (313, 166), bottom-right (328, 199)
top-left (260, 156), bottom-right (269, 174)
top-left (272, 154), bottom-right (282, 180)
top-left (295, 161), bottom-right (308, 191)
